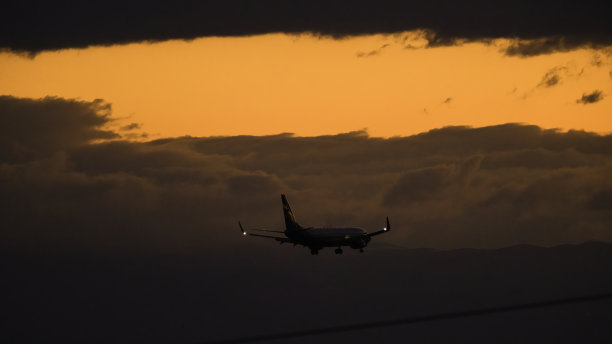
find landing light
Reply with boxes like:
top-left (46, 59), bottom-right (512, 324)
top-left (383, 228), bottom-right (387, 231)
top-left (243, 232), bottom-right (247, 235)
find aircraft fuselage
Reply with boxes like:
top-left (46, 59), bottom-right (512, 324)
top-left (287, 227), bottom-right (370, 249)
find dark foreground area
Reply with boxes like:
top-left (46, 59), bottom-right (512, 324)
top-left (3, 241), bottom-right (612, 343)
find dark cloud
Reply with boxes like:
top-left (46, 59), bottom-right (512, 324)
top-left (537, 66), bottom-right (568, 88)
top-left (589, 189), bottom-right (612, 210)
top-left (576, 90), bottom-right (605, 104)
top-left (503, 36), bottom-right (610, 57)
top-left (1, 0), bottom-right (611, 56)
top-left (443, 97), bottom-right (452, 104)
top-left (2, 97), bottom-right (612, 254)
top-left (120, 122), bottom-right (142, 131)
top-left (122, 132), bottom-right (149, 140)
top-left (0, 96), bottom-right (118, 163)
top-left (356, 44), bottom-right (390, 58)
top-left (540, 74), bottom-right (560, 87)
top-left (591, 54), bottom-right (603, 67)
top-left (383, 155), bottom-right (482, 205)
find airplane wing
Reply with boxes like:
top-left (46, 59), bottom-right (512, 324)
top-left (247, 228), bottom-right (286, 234)
top-left (366, 216), bottom-right (391, 237)
top-left (239, 222), bottom-right (293, 243)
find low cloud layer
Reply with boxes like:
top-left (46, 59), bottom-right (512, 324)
top-left (1, 95), bottom-right (612, 253)
top-left (1, 1), bottom-right (611, 56)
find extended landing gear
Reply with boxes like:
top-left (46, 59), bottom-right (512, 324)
top-left (310, 248), bottom-right (319, 255)
top-left (359, 249), bottom-right (364, 253)
top-left (334, 247), bottom-right (343, 255)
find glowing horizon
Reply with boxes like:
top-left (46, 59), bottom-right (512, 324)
top-left (1, 33), bottom-right (610, 139)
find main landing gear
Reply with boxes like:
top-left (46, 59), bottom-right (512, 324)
top-left (334, 247), bottom-right (343, 255)
top-left (310, 248), bottom-right (319, 255)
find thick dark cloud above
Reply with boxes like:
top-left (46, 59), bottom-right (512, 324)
top-left (504, 36), bottom-right (610, 57)
top-left (2, 95), bottom-right (612, 254)
top-left (1, 0), bottom-right (611, 56)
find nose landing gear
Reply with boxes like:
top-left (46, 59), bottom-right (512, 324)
top-left (334, 247), bottom-right (343, 255)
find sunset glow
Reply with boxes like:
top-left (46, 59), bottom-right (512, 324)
top-left (2, 33), bottom-right (610, 138)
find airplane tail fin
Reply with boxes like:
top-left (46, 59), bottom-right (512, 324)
top-left (281, 194), bottom-right (302, 231)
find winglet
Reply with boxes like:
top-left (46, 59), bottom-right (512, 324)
top-left (238, 221), bottom-right (246, 235)
top-left (365, 217), bottom-right (392, 238)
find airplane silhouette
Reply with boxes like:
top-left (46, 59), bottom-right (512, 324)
top-left (239, 194), bottom-right (391, 255)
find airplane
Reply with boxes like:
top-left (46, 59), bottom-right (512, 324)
top-left (239, 194), bottom-right (391, 255)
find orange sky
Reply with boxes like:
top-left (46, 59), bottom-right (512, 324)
top-left (1, 33), bottom-right (610, 138)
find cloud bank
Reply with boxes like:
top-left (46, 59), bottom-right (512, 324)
top-left (1, 0), bottom-right (611, 56)
top-left (0, 96), bottom-right (118, 163)
top-left (2, 95), bottom-right (611, 254)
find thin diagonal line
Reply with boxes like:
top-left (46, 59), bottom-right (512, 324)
top-left (199, 291), bottom-right (612, 344)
